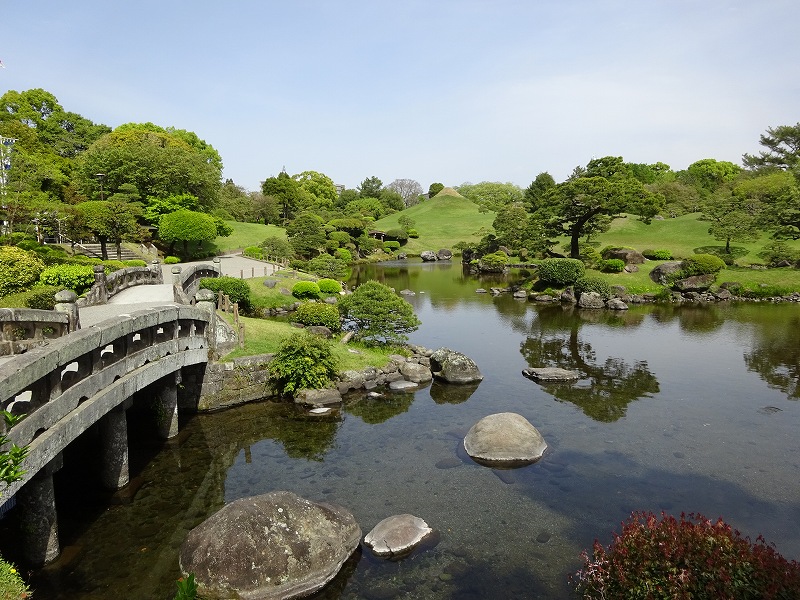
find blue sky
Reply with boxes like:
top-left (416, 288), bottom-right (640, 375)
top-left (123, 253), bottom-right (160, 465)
top-left (1, 1), bottom-right (798, 192)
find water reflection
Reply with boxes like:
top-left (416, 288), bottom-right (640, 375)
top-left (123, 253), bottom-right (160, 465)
top-left (744, 312), bottom-right (800, 400)
top-left (429, 380), bottom-right (480, 404)
top-left (520, 305), bottom-right (659, 422)
top-left (344, 391), bottom-right (415, 424)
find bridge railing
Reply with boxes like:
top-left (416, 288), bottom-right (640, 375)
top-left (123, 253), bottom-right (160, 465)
top-left (0, 309), bottom-right (70, 356)
top-left (171, 260), bottom-right (220, 304)
top-left (79, 263), bottom-right (164, 307)
top-left (0, 305), bottom-right (214, 499)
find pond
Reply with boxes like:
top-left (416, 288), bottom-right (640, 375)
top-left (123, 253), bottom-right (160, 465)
top-left (6, 260), bottom-right (800, 599)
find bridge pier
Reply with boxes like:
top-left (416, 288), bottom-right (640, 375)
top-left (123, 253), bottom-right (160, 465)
top-left (18, 455), bottom-right (62, 566)
top-left (100, 403), bottom-right (130, 490)
top-left (157, 371), bottom-right (180, 439)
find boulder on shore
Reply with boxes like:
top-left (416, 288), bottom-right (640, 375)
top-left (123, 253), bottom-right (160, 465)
top-left (420, 250), bottom-right (437, 262)
top-left (464, 412), bottom-right (547, 467)
top-left (180, 491), bottom-right (361, 600)
top-left (430, 347), bottom-right (483, 384)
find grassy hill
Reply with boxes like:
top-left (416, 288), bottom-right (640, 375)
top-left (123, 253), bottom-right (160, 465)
top-left (207, 221), bottom-right (287, 254)
top-left (374, 195), bottom-right (494, 255)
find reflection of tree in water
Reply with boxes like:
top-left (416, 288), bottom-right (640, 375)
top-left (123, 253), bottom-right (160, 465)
top-left (649, 305), bottom-right (725, 332)
top-left (345, 392), bottom-right (414, 424)
top-left (520, 305), bottom-right (659, 422)
top-left (743, 314), bottom-right (800, 399)
top-left (429, 380), bottom-right (480, 404)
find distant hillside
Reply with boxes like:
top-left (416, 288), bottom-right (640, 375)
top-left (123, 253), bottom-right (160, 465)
top-left (374, 195), bottom-right (494, 255)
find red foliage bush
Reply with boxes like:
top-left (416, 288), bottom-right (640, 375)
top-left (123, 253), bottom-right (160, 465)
top-left (573, 511), bottom-right (800, 599)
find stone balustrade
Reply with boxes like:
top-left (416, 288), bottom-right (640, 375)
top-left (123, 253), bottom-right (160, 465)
top-left (79, 263), bottom-right (164, 307)
top-left (0, 304), bottom-right (214, 501)
top-left (0, 308), bottom-right (70, 356)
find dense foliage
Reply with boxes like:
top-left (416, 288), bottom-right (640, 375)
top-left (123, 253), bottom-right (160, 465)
top-left (268, 332), bottom-right (339, 396)
top-left (294, 302), bottom-right (341, 331)
top-left (681, 253), bottom-right (726, 276)
top-left (0, 553), bottom-right (30, 600)
top-left (537, 258), bottom-right (586, 286)
top-left (39, 263), bottom-right (95, 294)
top-left (574, 276), bottom-right (612, 299)
top-left (317, 278), bottom-right (342, 294)
top-left (574, 511), bottom-right (800, 600)
top-left (199, 276), bottom-right (251, 310)
top-left (338, 280), bottom-right (420, 345)
top-left (291, 281), bottom-right (321, 299)
top-left (0, 247), bottom-right (46, 297)
top-left (306, 255), bottom-right (349, 280)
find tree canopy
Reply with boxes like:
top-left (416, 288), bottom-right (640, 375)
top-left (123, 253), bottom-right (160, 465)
top-left (743, 123), bottom-right (800, 171)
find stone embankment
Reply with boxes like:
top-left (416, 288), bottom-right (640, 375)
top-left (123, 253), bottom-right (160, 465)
top-left (192, 344), bottom-right (478, 412)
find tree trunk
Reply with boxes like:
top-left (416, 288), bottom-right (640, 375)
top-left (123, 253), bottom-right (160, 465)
top-left (99, 236), bottom-right (109, 261)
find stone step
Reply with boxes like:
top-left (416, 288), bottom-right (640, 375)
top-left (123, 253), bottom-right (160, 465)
top-left (75, 243), bottom-right (141, 261)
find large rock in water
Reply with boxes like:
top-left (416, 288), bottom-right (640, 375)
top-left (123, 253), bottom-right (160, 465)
top-left (420, 250), bottom-right (437, 262)
top-left (464, 412), bottom-right (547, 467)
top-left (436, 249), bottom-right (452, 261)
top-left (430, 347), bottom-right (483, 384)
top-left (364, 514), bottom-right (433, 558)
top-left (179, 491), bottom-right (361, 600)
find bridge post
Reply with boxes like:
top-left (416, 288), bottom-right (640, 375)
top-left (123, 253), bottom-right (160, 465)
top-left (157, 371), bottom-right (180, 439)
top-left (213, 256), bottom-right (221, 276)
top-left (92, 265), bottom-right (108, 304)
top-left (18, 454), bottom-right (62, 566)
top-left (54, 289), bottom-right (80, 332)
top-left (99, 404), bottom-right (129, 489)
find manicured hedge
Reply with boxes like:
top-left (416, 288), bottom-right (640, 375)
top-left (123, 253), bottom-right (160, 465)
top-left (537, 258), bottom-right (586, 286)
top-left (317, 278), bottom-right (342, 294)
top-left (291, 281), bottom-right (321, 299)
top-left (294, 302), bottom-right (341, 331)
top-left (199, 276), bottom-right (252, 309)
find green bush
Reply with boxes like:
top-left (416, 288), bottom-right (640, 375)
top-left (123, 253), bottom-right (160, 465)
top-left (324, 239), bottom-right (340, 252)
top-left (268, 332), bottom-right (339, 396)
top-left (759, 241), bottom-right (800, 267)
top-left (574, 276), bottom-right (612, 299)
top-left (0, 285), bottom-right (61, 309)
top-left (407, 229), bottom-right (419, 238)
top-left (334, 248), bottom-right (353, 263)
top-left (384, 228), bottom-right (409, 243)
top-left (600, 258), bottom-right (626, 273)
top-left (573, 511), bottom-right (800, 600)
top-left (682, 253), bottom-right (726, 276)
top-left (291, 281), bottom-right (321, 299)
top-left (338, 280), bottom-right (421, 345)
top-left (294, 302), bottom-right (341, 331)
top-left (123, 259), bottom-right (148, 267)
top-left (327, 231), bottom-right (351, 246)
top-left (537, 258), bottom-right (586, 286)
top-left (164, 256), bottom-right (181, 264)
top-left (16, 240), bottom-right (41, 252)
top-left (102, 260), bottom-right (126, 272)
top-left (317, 278), bottom-right (342, 294)
top-left (199, 276), bottom-right (252, 310)
top-left (243, 245), bottom-right (263, 259)
top-left (643, 248), bottom-right (673, 260)
top-left (383, 241), bottom-right (401, 252)
top-left (260, 236), bottom-right (295, 261)
top-left (480, 251), bottom-right (509, 272)
top-left (0, 554), bottom-right (30, 600)
top-left (289, 259), bottom-right (308, 271)
top-left (307, 255), bottom-right (349, 279)
top-left (39, 264), bottom-right (95, 294)
top-left (0, 246), bottom-right (46, 297)
top-left (356, 236), bottom-right (384, 254)
top-left (579, 244), bottom-right (603, 268)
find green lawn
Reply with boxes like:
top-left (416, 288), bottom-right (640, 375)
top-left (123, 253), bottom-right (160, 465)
top-left (374, 195), bottom-right (494, 255)
top-left (210, 221), bottom-right (286, 254)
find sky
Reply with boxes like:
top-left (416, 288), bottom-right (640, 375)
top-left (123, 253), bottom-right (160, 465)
top-left (1, 0), bottom-right (798, 193)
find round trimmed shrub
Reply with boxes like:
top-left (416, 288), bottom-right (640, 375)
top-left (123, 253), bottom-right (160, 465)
top-left (317, 278), bottom-right (342, 294)
top-left (682, 253), bottom-right (726, 276)
top-left (383, 241), bottom-right (401, 253)
top-left (164, 256), bottom-right (181, 264)
top-left (39, 264), bottom-right (95, 294)
top-left (334, 248), bottom-right (353, 263)
top-left (123, 259), bottom-right (148, 267)
top-left (199, 276), bottom-right (252, 310)
top-left (407, 229), bottom-right (419, 238)
top-left (0, 285), bottom-right (61, 310)
top-left (600, 258), bottom-right (626, 273)
top-left (243, 246), bottom-right (263, 259)
top-left (327, 231), bottom-right (351, 246)
top-left (480, 251), bottom-right (509, 272)
top-left (294, 302), bottom-right (341, 331)
top-left (307, 255), bottom-right (348, 279)
top-left (291, 280), bottom-right (321, 299)
top-left (643, 248), bottom-right (673, 260)
top-left (574, 276), bottom-right (611, 299)
top-left (102, 260), bottom-right (125, 272)
top-left (384, 228), bottom-right (408, 243)
top-left (537, 258), bottom-right (586, 286)
top-left (0, 247), bottom-right (46, 297)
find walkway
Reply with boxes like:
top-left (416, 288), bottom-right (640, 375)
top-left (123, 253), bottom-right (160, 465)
top-left (79, 254), bottom-right (276, 328)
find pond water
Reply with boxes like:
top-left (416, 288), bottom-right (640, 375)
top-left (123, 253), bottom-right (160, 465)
top-left (5, 260), bottom-right (800, 599)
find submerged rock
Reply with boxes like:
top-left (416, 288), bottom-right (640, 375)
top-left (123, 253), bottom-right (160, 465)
top-left (364, 514), bottom-right (433, 558)
top-left (464, 412), bottom-right (547, 467)
top-left (180, 491), bottom-right (361, 600)
top-left (522, 367), bottom-right (579, 382)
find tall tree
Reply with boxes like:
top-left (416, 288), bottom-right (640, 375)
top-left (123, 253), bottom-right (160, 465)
top-left (428, 182), bottom-right (444, 198)
top-left (701, 189), bottom-right (761, 253)
top-left (457, 181), bottom-right (523, 213)
top-left (286, 212), bottom-right (326, 258)
top-left (293, 170), bottom-right (337, 209)
top-left (530, 157), bottom-right (663, 258)
top-left (262, 171), bottom-right (308, 223)
top-left (76, 126), bottom-right (222, 210)
top-left (386, 178), bottom-right (423, 207)
top-left (358, 176), bottom-right (383, 199)
top-left (736, 171), bottom-right (800, 239)
top-left (523, 172), bottom-right (556, 212)
top-left (743, 123), bottom-right (800, 171)
top-left (158, 209), bottom-right (218, 255)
